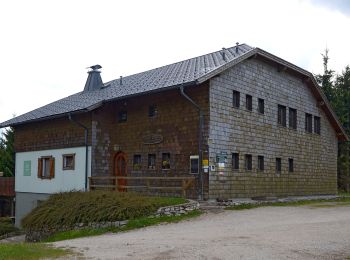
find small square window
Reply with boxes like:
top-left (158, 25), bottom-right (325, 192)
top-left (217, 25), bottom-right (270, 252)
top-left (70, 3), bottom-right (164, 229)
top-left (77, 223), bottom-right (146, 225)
top-left (278, 105), bottom-right (286, 127)
top-left (305, 113), bottom-right (312, 133)
top-left (133, 155), bottom-right (142, 170)
top-left (149, 105), bottom-right (158, 118)
top-left (246, 95), bottom-right (252, 111)
top-left (232, 153), bottom-right (239, 170)
top-left (276, 158), bottom-right (282, 173)
top-left (288, 158), bottom-right (294, 173)
top-left (190, 155), bottom-right (199, 174)
top-left (162, 153), bottom-right (171, 170)
top-left (118, 111), bottom-right (127, 123)
top-left (63, 154), bottom-right (75, 170)
top-left (232, 90), bottom-right (240, 108)
top-left (258, 98), bottom-right (264, 114)
top-left (314, 116), bottom-right (321, 134)
top-left (245, 154), bottom-right (252, 171)
top-left (289, 108), bottom-right (297, 129)
top-left (148, 154), bottom-right (156, 170)
top-left (258, 156), bottom-right (264, 171)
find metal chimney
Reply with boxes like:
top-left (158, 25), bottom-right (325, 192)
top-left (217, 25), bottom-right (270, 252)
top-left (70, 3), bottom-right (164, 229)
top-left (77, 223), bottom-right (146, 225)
top-left (84, 65), bottom-right (103, 92)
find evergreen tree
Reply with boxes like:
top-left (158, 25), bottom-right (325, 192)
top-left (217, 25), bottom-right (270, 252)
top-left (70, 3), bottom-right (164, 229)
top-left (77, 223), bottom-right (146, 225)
top-left (334, 66), bottom-right (350, 191)
top-left (0, 127), bottom-right (15, 176)
top-left (315, 48), bottom-right (335, 103)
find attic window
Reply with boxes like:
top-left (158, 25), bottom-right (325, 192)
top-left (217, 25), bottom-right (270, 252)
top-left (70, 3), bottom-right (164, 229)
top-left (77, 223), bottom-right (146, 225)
top-left (314, 116), bottom-right (321, 134)
top-left (118, 111), bottom-right (127, 123)
top-left (246, 95), bottom-right (252, 111)
top-left (277, 105), bottom-right (286, 127)
top-left (38, 156), bottom-right (55, 179)
top-left (232, 90), bottom-right (240, 108)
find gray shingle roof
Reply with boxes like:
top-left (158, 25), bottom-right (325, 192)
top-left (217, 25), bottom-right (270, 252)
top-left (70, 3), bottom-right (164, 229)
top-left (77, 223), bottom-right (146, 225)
top-left (0, 44), bottom-right (253, 127)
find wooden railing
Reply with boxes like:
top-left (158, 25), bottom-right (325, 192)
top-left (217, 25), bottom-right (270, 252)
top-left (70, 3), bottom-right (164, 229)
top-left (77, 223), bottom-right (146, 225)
top-left (89, 176), bottom-right (196, 197)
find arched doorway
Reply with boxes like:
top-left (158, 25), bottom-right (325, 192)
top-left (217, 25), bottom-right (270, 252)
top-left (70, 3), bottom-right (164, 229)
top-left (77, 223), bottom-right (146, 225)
top-left (114, 152), bottom-right (127, 192)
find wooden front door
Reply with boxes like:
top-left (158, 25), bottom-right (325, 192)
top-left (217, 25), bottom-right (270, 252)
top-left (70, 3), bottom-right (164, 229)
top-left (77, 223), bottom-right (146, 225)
top-left (115, 152), bottom-right (127, 192)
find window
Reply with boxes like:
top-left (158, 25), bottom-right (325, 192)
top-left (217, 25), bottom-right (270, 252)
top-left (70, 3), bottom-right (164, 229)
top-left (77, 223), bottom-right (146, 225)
top-left (276, 158), bottom-right (281, 173)
top-left (232, 153), bottom-right (239, 170)
top-left (305, 113), bottom-right (312, 133)
top-left (258, 156), bottom-right (264, 171)
top-left (148, 154), bottom-right (156, 170)
top-left (62, 154), bottom-right (75, 170)
top-left (245, 154), bottom-right (252, 171)
top-left (149, 105), bottom-right (158, 118)
top-left (232, 90), bottom-right (240, 108)
top-left (133, 155), bottom-right (142, 170)
top-left (246, 94), bottom-right (252, 111)
top-left (162, 153), bottom-right (170, 170)
top-left (258, 98), bottom-right (264, 114)
top-left (190, 155), bottom-right (199, 174)
top-left (289, 108), bottom-right (297, 129)
top-left (118, 111), bottom-right (127, 123)
top-left (288, 158), bottom-right (294, 172)
top-left (37, 156), bottom-right (55, 179)
top-left (314, 116), bottom-right (321, 134)
top-left (277, 105), bottom-right (286, 126)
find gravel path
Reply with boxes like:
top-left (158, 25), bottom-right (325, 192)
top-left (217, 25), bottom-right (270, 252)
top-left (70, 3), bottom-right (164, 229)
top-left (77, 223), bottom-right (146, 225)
top-left (53, 204), bottom-right (350, 260)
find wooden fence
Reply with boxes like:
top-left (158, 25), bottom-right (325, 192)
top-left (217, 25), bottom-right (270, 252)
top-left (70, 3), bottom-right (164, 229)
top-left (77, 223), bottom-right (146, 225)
top-left (0, 177), bottom-right (15, 197)
top-left (89, 176), bottom-right (196, 197)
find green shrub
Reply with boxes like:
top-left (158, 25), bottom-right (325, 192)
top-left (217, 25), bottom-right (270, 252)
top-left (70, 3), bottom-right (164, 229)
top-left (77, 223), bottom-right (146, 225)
top-left (22, 191), bottom-right (186, 231)
top-left (0, 217), bottom-right (18, 236)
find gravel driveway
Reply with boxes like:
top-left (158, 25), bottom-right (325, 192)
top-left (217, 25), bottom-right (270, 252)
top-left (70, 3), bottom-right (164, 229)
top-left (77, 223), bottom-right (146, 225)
top-left (53, 204), bottom-right (350, 260)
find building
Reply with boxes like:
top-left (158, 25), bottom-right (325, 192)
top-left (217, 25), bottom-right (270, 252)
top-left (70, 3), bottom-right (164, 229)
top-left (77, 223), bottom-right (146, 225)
top-left (0, 44), bottom-right (348, 226)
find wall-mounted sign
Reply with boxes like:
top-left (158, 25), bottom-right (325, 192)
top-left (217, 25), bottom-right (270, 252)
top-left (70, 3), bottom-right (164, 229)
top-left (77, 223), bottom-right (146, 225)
top-left (142, 133), bottom-right (163, 145)
top-left (23, 160), bottom-right (31, 176)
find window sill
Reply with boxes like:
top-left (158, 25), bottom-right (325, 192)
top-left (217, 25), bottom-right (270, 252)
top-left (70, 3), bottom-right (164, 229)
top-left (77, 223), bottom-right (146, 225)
top-left (277, 124), bottom-right (287, 128)
top-left (38, 177), bottom-right (54, 180)
top-left (63, 168), bottom-right (74, 171)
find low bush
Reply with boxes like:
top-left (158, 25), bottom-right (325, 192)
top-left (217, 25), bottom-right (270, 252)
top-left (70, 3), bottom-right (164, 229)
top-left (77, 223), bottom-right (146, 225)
top-left (0, 217), bottom-right (18, 237)
top-left (22, 191), bottom-right (186, 231)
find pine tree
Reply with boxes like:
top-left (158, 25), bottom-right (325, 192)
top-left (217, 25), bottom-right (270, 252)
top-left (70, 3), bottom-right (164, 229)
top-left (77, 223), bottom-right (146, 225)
top-left (0, 127), bottom-right (15, 176)
top-left (315, 48), bottom-right (335, 103)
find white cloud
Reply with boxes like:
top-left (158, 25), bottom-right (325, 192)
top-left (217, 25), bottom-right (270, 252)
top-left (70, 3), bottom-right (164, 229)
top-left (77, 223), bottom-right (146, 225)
top-left (0, 0), bottom-right (349, 124)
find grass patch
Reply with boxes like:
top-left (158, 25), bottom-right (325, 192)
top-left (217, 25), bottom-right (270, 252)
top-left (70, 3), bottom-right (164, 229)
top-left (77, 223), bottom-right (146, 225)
top-left (0, 217), bottom-right (19, 237)
top-left (44, 210), bottom-right (202, 242)
top-left (22, 191), bottom-right (186, 231)
top-left (0, 243), bottom-right (72, 260)
top-left (226, 196), bottom-right (350, 210)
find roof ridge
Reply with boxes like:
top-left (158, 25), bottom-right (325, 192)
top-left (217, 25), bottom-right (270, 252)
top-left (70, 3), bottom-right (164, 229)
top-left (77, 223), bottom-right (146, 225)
top-left (105, 43), bottom-right (253, 86)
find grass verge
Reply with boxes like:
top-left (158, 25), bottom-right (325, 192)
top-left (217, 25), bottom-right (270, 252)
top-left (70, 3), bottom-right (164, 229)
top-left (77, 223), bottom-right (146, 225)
top-left (44, 210), bottom-right (202, 243)
top-left (225, 196), bottom-right (350, 210)
top-left (0, 243), bottom-right (72, 260)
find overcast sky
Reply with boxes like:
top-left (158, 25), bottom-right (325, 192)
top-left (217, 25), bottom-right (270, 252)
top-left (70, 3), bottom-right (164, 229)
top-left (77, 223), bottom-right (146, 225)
top-left (0, 0), bottom-right (349, 126)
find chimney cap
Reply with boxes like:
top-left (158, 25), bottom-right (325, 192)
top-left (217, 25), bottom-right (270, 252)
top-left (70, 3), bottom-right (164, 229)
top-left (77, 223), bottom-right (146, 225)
top-left (88, 64), bottom-right (102, 71)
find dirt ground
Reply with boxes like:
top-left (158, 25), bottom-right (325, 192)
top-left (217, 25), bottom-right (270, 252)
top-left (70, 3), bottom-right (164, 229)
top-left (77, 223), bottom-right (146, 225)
top-left (53, 204), bottom-right (350, 260)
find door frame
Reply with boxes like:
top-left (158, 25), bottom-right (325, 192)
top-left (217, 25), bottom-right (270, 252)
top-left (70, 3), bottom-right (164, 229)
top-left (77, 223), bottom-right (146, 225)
top-left (114, 152), bottom-right (127, 192)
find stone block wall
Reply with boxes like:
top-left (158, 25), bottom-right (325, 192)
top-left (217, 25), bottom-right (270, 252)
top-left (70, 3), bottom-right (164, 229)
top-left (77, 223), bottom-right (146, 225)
top-left (208, 58), bottom-right (338, 199)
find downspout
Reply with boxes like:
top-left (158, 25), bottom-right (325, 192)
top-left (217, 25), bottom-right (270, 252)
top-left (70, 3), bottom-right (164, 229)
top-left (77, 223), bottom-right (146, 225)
top-left (68, 114), bottom-right (89, 191)
top-left (179, 85), bottom-right (204, 200)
